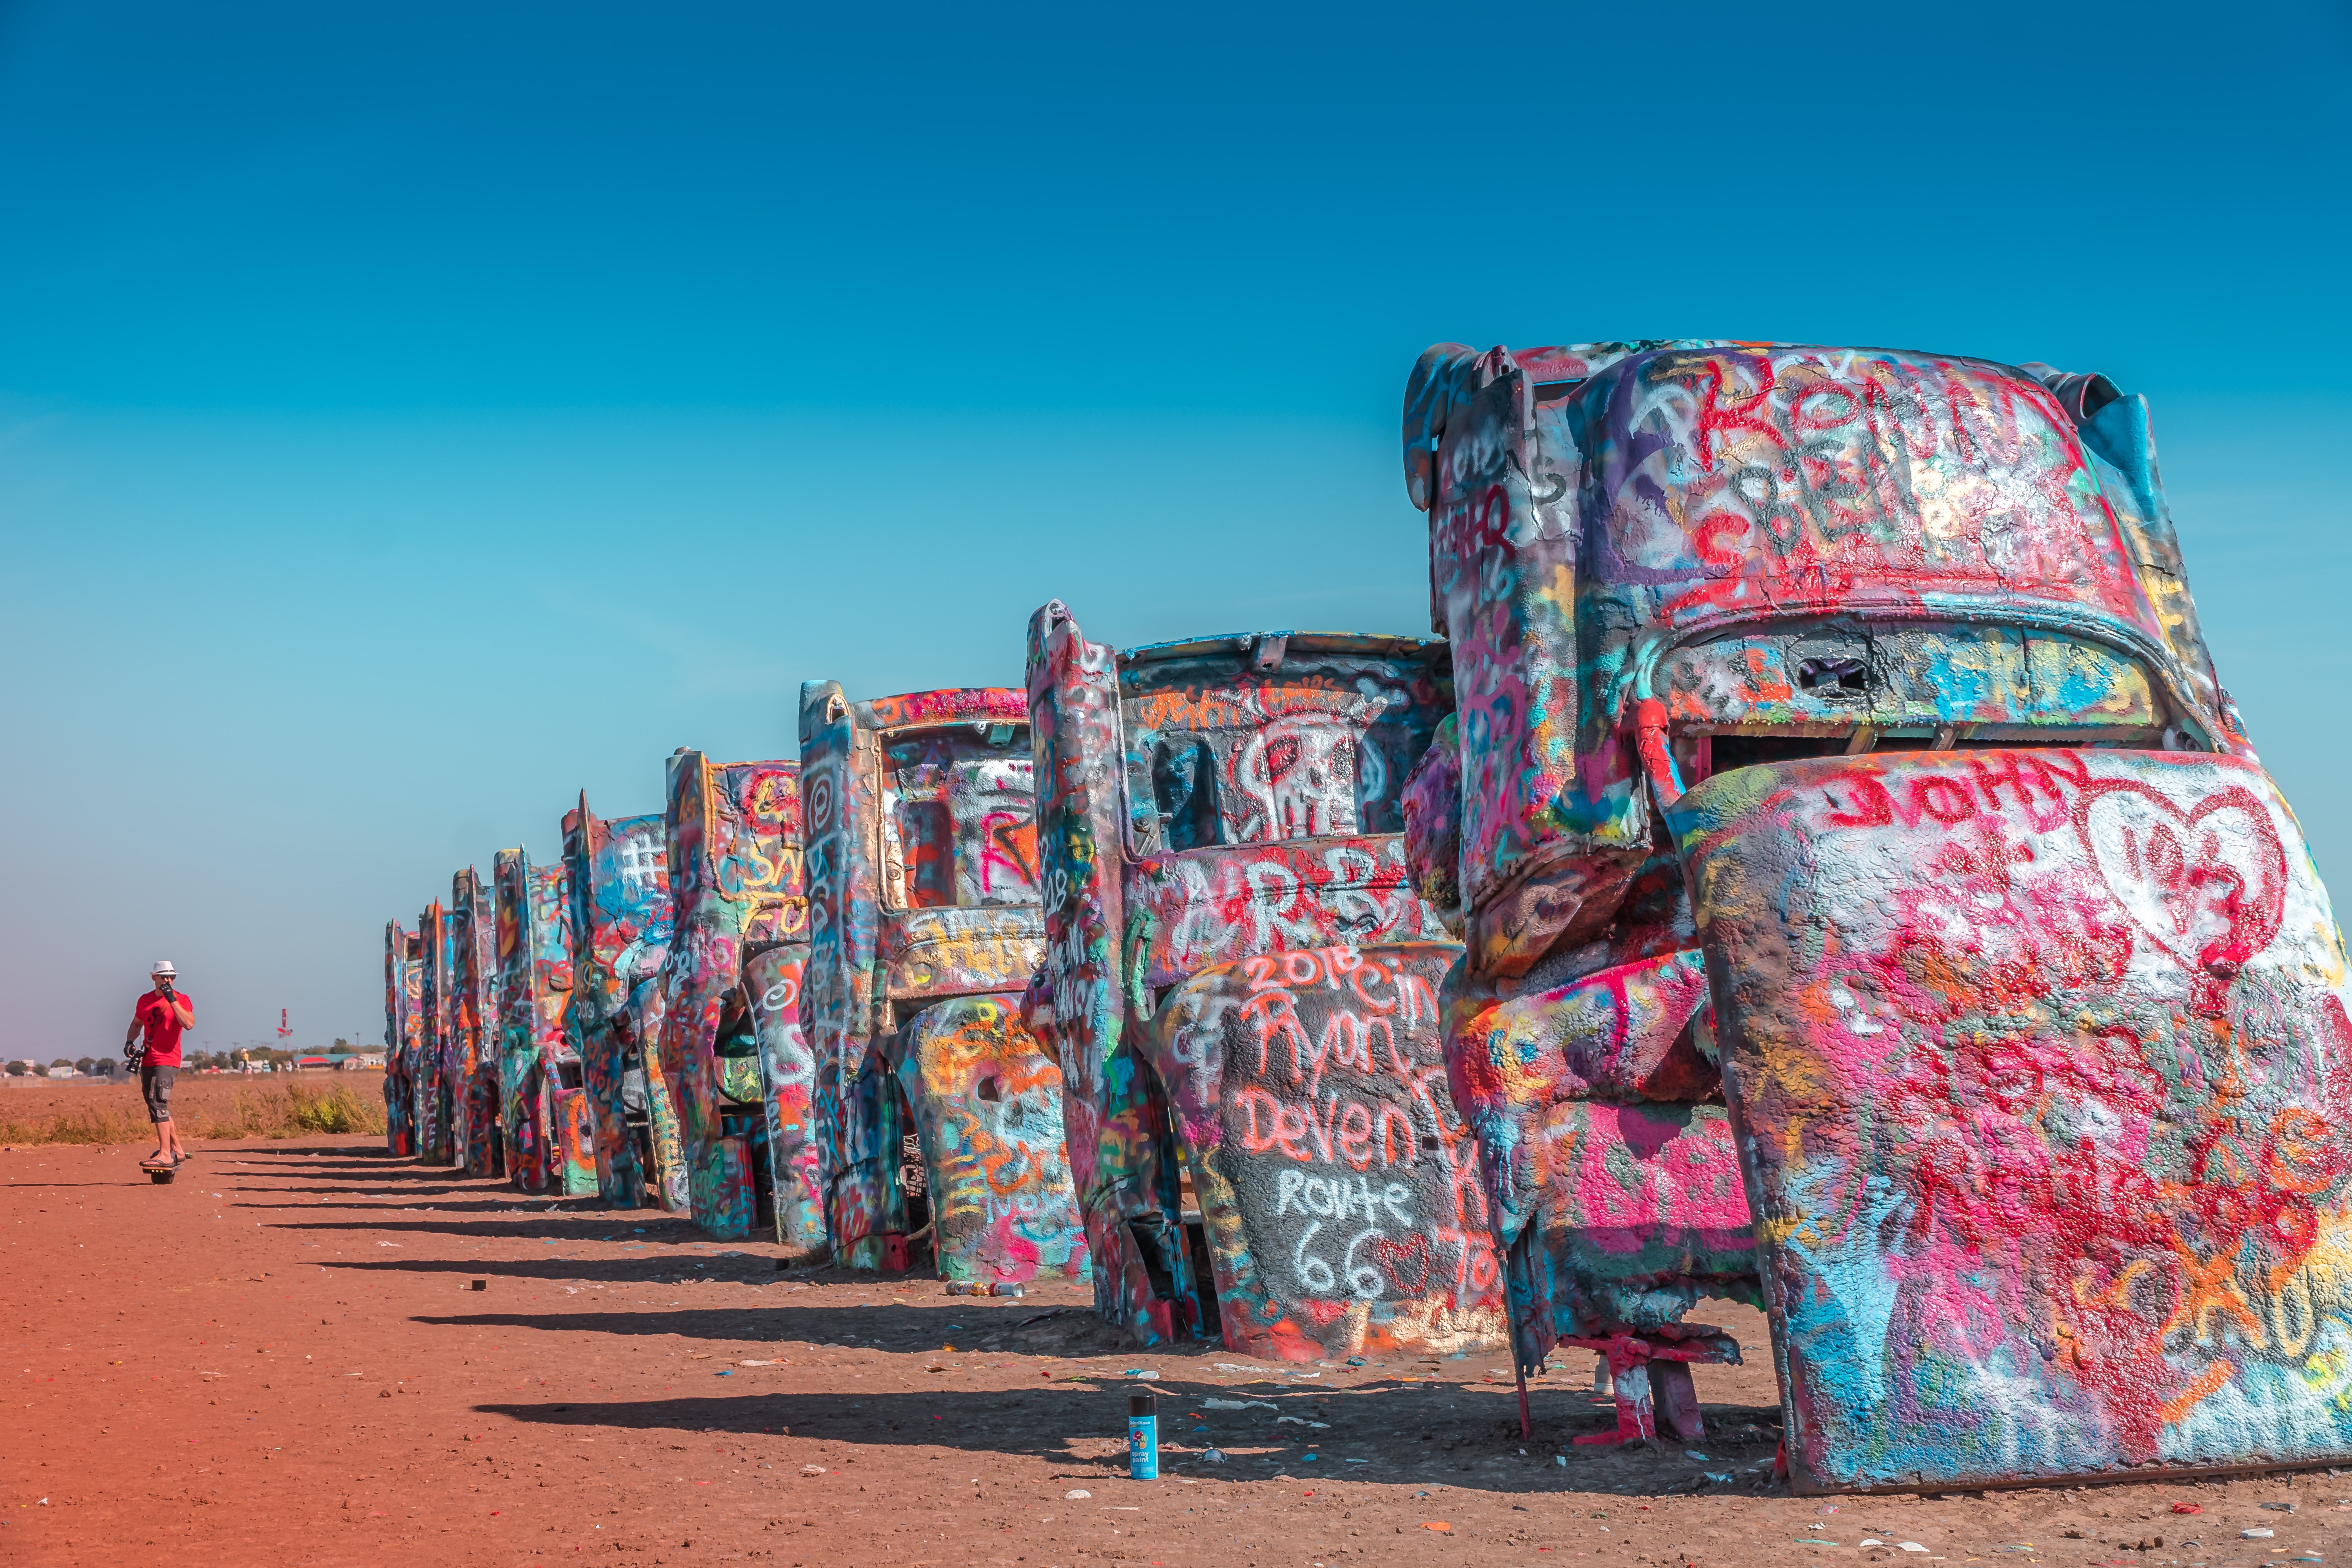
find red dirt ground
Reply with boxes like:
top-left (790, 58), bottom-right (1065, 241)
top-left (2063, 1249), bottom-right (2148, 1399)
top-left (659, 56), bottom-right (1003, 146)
top-left (5, 1138), bottom-right (2347, 1566)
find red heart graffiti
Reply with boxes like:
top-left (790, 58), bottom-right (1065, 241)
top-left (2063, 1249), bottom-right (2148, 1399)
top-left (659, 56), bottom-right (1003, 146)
top-left (2077, 779), bottom-right (2288, 1007)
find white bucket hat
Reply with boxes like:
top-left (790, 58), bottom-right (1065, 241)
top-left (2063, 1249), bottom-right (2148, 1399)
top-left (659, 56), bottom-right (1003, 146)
top-left (151, 960), bottom-right (176, 976)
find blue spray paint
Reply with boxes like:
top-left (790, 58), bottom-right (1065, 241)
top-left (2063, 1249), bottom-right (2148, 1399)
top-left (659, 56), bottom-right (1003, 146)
top-left (1127, 1390), bottom-right (1158, 1480)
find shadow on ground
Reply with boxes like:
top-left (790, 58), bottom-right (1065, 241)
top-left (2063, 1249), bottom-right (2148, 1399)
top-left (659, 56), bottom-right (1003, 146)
top-left (414, 1300), bottom-right (1123, 1346)
top-left (468, 1382), bottom-right (1783, 1498)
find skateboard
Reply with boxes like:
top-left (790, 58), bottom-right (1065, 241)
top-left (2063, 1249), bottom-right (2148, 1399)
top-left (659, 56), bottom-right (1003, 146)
top-left (140, 1157), bottom-right (177, 1185)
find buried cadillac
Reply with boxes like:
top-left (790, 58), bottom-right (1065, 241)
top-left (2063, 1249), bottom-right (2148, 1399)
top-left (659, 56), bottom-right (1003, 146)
top-left (799, 682), bottom-right (1086, 1286)
top-left (562, 796), bottom-right (682, 1210)
top-left (1025, 605), bottom-right (1503, 1359)
top-left (492, 846), bottom-right (591, 1196)
top-left (382, 921), bottom-right (421, 1158)
top-left (653, 750), bottom-right (813, 1242)
top-left (1401, 339), bottom-right (2352, 1489)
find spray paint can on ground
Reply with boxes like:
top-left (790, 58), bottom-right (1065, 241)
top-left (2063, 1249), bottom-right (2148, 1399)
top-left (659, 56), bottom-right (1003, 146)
top-left (1127, 1390), bottom-right (1158, 1480)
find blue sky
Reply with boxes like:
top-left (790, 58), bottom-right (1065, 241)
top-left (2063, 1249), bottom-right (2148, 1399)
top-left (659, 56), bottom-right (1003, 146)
top-left (0, 1), bottom-right (2345, 1057)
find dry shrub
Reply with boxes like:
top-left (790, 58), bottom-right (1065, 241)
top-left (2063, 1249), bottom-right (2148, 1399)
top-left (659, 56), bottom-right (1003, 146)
top-left (1, 1099), bottom-right (153, 1145)
top-left (0, 1072), bottom-right (388, 1145)
top-left (201, 1080), bottom-right (387, 1138)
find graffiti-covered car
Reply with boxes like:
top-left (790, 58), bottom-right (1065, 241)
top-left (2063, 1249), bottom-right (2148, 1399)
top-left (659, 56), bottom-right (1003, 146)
top-left (383, 922), bottom-right (421, 1157)
top-left (562, 797), bottom-right (680, 1209)
top-left (654, 752), bottom-right (813, 1241)
top-left (414, 899), bottom-right (455, 1164)
top-left (744, 934), bottom-right (823, 1251)
top-left (450, 867), bottom-right (505, 1178)
top-left (1025, 607), bottom-right (1500, 1360)
top-left (1404, 340), bottom-right (2352, 1488)
top-left (801, 683), bottom-right (1086, 1286)
top-left (493, 848), bottom-right (590, 1195)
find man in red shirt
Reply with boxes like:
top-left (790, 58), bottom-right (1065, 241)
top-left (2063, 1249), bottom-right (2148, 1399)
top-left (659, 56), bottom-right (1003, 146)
top-left (125, 961), bottom-right (195, 1165)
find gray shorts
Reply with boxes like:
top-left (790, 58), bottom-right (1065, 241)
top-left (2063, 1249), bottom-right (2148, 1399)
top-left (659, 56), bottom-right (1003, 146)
top-left (140, 1064), bottom-right (176, 1123)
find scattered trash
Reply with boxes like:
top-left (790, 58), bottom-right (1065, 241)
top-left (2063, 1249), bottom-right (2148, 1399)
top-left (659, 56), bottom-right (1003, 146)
top-left (1345, 1356), bottom-right (1365, 1367)
top-left (1064, 1489), bottom-right (1092, 1500)
top-left (2243, 1528), bottom-right (2276, 1539)
top-left (1422, 1522), bottom-right (1451, 1532)
top-left (1702, 1471), bottom-right (1733, 1484)
top-left (1556, 1456), bottom-right (1568, 1468)
top-left (799, 1465), bottom-right (826, 1476)
top-left (1201, 1448), bottom-right (1225, 1464)
top-left (944, 1281), bottom-right (1022, 1297)
top-left (1862, 1540), bottom-right (1884, 1548)
top-left (1274, 1416), bottom-right (1329, 1428)
top-left (715, 1369), bottom-right (733, 1377)
top-left (1899, 1546), bottom-right (1927, 1555)
top-left (1124, 1369), bottom-right (1160, 1379)
top-left (2171, 1503), bottom-right (2203, 1515)
top-left (1684, 1449), bottom-right (1709, 1461)
top-left (1204, 1399), bottom-right (1276, 1411)
top-left (1794, 1541), bottom-right (1838, 1548)
top-left (2261, 1502), bottom-right (2299, 1513)
top-left (1210, 1363), bottom-right (1268, 1373)
top-left (469, 1280), bottom-right (486, 1291)
top-left (1300, 1454), bottom-right (1317, 1462)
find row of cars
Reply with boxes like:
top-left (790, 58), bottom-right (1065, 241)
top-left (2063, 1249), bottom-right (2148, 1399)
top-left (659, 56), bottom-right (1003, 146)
top-left (387, 341), bottom-right (2352, 1495)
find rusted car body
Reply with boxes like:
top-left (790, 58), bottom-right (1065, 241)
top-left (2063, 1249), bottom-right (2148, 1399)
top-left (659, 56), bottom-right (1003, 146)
top-left (563, 799), bottom-right (682, 1209)
top-left (494, 849), bottom-right (588, 1195)
top-left (383, 922), bottom-right (419, 1157)
top-left (450, 868), bottom-right (505, 1178)
top-left (1025, 607), bottom-right (1501, 1359)
top-left (800, 683), bottom-right (1085, 1285)
top-left (654, 752), bottom-right (812, 1241)
top-left (1403, 341), bottom-right (2352, 1488)
top-left (414, 900), bottom-right (455, 1163)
